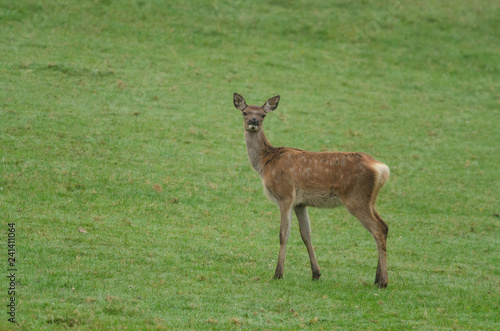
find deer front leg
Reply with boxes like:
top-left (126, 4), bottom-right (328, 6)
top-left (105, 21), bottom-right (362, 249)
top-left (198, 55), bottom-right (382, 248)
top-left (294, 206), bottom-right (321, 280)
top-left (273, 203), bottom-right (293, 279)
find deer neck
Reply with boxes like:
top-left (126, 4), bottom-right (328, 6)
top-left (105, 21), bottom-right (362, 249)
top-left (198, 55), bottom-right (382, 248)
top-left (244, 128), bottom-right (274, 176)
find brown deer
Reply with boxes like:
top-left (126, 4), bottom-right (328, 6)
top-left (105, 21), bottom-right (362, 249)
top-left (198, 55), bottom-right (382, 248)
top-left (233, 93), bottom-right (391, 288)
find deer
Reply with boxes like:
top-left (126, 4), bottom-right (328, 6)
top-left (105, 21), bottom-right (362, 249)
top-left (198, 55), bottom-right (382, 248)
top-left (233, 93), bottom-right (391, 288)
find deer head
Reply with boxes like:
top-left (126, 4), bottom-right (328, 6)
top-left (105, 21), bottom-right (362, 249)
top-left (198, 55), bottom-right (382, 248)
top-left (233, 93), bottom-right (280, 132)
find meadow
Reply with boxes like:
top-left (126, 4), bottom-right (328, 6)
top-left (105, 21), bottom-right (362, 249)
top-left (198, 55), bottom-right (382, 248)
top-left (1, 0), bottom-right (499, 329)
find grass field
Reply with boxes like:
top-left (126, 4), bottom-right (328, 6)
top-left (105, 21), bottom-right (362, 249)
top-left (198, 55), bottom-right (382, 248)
top-left (1, 0), bottom-right (499, 329)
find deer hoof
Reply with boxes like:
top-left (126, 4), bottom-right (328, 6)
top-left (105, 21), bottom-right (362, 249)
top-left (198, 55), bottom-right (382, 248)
top-left (375, 280), bottom-right (388, 288)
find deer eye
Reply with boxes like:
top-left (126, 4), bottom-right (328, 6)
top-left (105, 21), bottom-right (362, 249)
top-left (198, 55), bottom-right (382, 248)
top-left (242, 112), bottom-right (247, 116)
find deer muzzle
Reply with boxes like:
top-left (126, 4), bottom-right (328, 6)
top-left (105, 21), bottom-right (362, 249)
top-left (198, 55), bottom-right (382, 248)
top-left (247, 118), bottom-right (260, 131)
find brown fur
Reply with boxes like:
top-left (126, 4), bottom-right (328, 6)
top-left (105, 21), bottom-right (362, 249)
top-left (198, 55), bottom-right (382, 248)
top-left (233, 93), bottom-right (390, 288)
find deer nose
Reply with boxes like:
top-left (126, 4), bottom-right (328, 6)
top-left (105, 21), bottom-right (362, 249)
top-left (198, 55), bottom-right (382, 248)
top-left (249, 118), bottom-right (259, 126)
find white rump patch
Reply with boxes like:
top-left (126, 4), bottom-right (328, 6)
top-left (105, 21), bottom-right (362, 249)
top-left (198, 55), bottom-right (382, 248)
top-left (373, 163), bottom-right (390, 184)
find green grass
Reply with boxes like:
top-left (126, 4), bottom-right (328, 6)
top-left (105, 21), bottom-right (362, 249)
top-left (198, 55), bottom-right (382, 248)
top-left (1, 0), bottom-right (499, 329)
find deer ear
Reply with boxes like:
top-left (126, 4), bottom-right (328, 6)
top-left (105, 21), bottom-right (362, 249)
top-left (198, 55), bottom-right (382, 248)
top-left (263, 95), bottom-right (280, 112)
top-left (233, 93), bottom-right (247, 111)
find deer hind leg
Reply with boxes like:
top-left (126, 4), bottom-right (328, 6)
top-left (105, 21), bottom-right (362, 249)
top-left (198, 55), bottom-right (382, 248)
top-left (345, 203), bottom-right (388, 288)
top-left (294, 205), bottom-right (321, 280)
top-left (373, 210), bottom-right (388, 286)
top-left (273, 202), bottom-right (293, 279)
